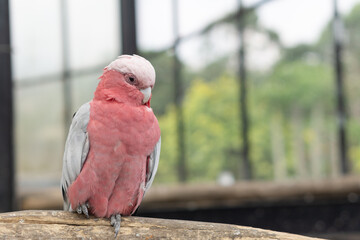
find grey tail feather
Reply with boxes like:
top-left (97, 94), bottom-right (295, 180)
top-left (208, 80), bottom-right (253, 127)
top-left (62, 187), bottom-right (71, 211)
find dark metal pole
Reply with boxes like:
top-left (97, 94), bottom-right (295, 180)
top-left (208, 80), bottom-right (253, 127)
top-left (237, 0), bottom-right (252, 179)
top-left (121, 0), bottom-right (138, 54)
top-left (172, 0), bottom-right (186, 182)
top-left (60, 0), bottom-right (73, 130)
top-left (0, 0), bottom-right (14, 212)
top-left (333, 0), bottom-right (349, 174)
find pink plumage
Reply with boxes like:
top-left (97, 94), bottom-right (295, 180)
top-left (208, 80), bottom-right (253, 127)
top-left (61, 55), bottom-right (161, 234)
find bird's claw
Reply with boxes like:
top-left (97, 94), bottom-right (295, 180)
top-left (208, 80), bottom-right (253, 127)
top-left (111, 214), bottom-right (121, 238)
top-left (76, 203), bottom-right (89, 218)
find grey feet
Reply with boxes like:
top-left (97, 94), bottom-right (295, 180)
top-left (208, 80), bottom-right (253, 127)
top-left (76, 203), bottom-right (89, 218)
top-left (111, 214), bottom-right (121, 238)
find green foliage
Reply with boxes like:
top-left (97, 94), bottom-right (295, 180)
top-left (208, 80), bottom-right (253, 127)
top-left (342, 3), bottom-right (360, 171)
top-left (154, 2), bottom-right (360, 183)
top-left (260, 61), bottom-right (334, 113)
top-left (196, 56), bottom-right (231, 82)
top-left (141, 51), bottom-right (196, 116)
top-left (279, 44), bottom-right (315, 63)
top-left (345, 3), bottom-right (360, 61)
top-left (155, 57), bottom-right (338, 183)
top-left (141, 51), bottom-right (175, 116)
top-left (153, 105), bottom-right (179, 184)
top-left (156, 76), bottom-right (241, 183)
top-left (348, 119), bottom-right (360, 172)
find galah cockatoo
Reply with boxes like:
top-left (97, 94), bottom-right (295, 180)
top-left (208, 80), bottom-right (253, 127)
top-left (61, 55), bottom-right (161, 237)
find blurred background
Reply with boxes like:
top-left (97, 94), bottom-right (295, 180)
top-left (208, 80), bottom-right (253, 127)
top-left (1, 0), bottom-right (360, 239)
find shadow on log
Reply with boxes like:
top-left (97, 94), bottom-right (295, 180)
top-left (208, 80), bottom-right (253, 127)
top-left (0, 210), bottom-right (322, 239)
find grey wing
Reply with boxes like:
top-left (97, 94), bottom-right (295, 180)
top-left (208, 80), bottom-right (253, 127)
top-left (60, 102), bottom-right (91, 211)
top-left (144, 137), bottom-right (161, 195)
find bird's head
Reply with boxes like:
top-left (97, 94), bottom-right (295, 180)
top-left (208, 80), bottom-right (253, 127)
top-left (96, 55), bottom-right (156, 107)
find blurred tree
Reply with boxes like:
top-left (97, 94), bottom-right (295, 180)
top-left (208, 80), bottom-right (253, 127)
top-left (343, 3), bottom-right (360, 171)
top-left (156, 75), bottom-right (275, 183)
top-left (315, 3), bottom-right (360, 172)
top-left (260, 61), bottom-right (334, 113)
top-left (344, 3), bottom-right (360, 121)
top-left (141, 52), bottom-right (175, 116)
top-left (259, 60), bottom-right (334, 178)
top-left (156, 77), bottom-right (240, 182)
top-left (345, 3), bottom-right (360, 64)
top-left (151, 3), bottom-right (360, 183)
top-left (141, 51), bottom-right (195, 116)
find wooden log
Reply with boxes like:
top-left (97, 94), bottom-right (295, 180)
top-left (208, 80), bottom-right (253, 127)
top-left (0, 210), bottom-right (321, 239)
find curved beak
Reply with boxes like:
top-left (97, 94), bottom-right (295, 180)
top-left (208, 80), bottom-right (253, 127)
top-left (140, 87), bottom-right (152, 105)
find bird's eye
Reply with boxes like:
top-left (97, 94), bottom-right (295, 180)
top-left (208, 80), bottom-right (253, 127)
top-left (125, 74), bottom-right (137, 85)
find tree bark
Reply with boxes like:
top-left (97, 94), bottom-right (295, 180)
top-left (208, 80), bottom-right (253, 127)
top-left (0, 210), bottom-right (321, 239)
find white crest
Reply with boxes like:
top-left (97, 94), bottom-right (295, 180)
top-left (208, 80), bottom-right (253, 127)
top-left (106, 55), bottom-right (156, 86)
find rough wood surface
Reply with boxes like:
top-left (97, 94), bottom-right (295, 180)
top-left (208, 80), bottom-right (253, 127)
top-left (0, 210), bottom-right (321, 239)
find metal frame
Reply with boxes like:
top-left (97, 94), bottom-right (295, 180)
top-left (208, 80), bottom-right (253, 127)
top-left (0, 0), bottom-right (14, 212)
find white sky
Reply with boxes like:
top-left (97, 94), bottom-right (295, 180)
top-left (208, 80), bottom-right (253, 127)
top-left (9, 0), bottom-right (360, 78)
top-left (138, 0), bottom-right (360, 49)
top-left (137, 0), bottom-right (360, 69)
top-left (258, 0), bottom-right (359, 46)
top-left (10, 0), bottom-right (120, 79)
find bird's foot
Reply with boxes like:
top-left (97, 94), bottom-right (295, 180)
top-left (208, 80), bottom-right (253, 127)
top-left (110, 214), bottom-right (121, 238)
top-left (76, 202), bottom-right (90, 218)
